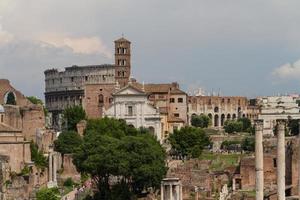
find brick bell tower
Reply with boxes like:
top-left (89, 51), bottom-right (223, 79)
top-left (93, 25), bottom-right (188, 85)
top-left (114, 37), bottom-right (131, 87)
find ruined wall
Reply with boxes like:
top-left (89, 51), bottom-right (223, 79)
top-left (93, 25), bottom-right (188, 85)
top-left (61, 154), bottom-right (80, 182)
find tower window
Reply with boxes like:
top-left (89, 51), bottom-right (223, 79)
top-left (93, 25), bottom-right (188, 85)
top-left (178, 98), bottom-right (183, 103)
top-left (170, 98), bottom-right (175, 103)
top-left (71, 77), bottom-right (74, 82)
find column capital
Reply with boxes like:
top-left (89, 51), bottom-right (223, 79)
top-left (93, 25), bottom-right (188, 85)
top-left (254, 120), bottom-right (263, 130)
top-left (276, 119), bottom-right (286, 130)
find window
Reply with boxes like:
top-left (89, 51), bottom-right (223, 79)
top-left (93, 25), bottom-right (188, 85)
top-left (85, 76), bottom-right (88, 81)
top-left (178, 98), bottom-right (183, 103)
top-left (222, 98), bottom-right (225, 103)
top-left (273, 158), bottom-right (277, 168)
top-left (71, 77), bottom-right (74, 82)
top-left (1, 115), bottom-right (3, 123)
top-left (98, 94), bottom-right (104, 104)
top-left (170, 98), bottom-right (175, 103)
top-left (128, 106), bottom-right (133, 116)
top-left (228, 99), bottom-right (231, 103)
top-left (174, 113), bottom-right (180, 117)
top-left (60, 78), bottom-right (62, 83)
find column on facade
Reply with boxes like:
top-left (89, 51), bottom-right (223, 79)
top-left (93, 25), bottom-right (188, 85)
top-left (176, 185), bottom-right (179, 200)
top-left (255, 120), bottom-right (264, 200)
top-left (48, 152), bottom-right (53, 182)
top-left (232, 178), bottom-right (236, 191)
top-left (277, 120), bottom-right (286, 200)
top-left (53, 153), bottom-right (57, 183)
top-left (169, 184), bottom-right (173, 200)
top-left (161, 184), bottom-right (164, 200)
top-left (218, 114), bottom-right (221, 129)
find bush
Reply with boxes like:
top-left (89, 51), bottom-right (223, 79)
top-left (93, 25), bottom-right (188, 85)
top-left (63, 177), bottom-right (75, 187)
top-left (241, 137), bottom-right (255, 152)
top-left (224, 120), bottom-right (243, 133)
top-left (191, 114), bottom-right (210, 128)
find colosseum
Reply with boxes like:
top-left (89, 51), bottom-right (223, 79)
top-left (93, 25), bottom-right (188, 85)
top-left (44, 37), bottom-right (131, 128)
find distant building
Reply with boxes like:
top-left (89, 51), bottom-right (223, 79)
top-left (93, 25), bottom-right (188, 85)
top-left (188, 96), bottom-right (250, 128)
top-left (44, 37), bottom-right (131, 129)
top-left (105, 84), bottom-right (162, 141)
top-left (257, 96), bottom-right (300, 135)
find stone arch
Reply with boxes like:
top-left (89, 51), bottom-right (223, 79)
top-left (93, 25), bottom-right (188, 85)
top-left (242, 114), bottom-right (246, 118)
top-left (4, 91), bottom-right (16, 105)
top-left (214, 106), bottom-right (219, 113)
top-left (227, 114), bottom-right (231, 120)
top-left (98, 94), bottom-right (104, 105)
top-left (148, 126), bottom-right (155, 134)
top-left (232, 114), bottom-right (237, 120)
top-left (221, 114), bottom-right (225, 126)
top-left (214, 114), bottom-right (219, 127)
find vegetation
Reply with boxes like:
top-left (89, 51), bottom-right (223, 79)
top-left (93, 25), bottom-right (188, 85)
top-left (241, 137), bottom-right (255, 152)
top-left (36, 187), bottom-right (60, 200)
top-left (27, 96), bottom-right (43, 105)
top-left (199, 152), bottom-right (243, 171)
top-left (30, 141), bottom-right (48, 170)
top-left (63, 106), bottom-right (86, 131)
top-left (287, 118), bottom-right (299, 135)
top-left (6, 92), bottom-right (16, 105)
top-left (54, 131), bottom-right (82, 155)
top-left (191, 114), bottom-right (210, 128)
top-left (224, 118), bottom-right (253, 133)
top-left (63, 177), bottom-right (76, 187)
top-left (169, 126), bottom-right (211, 158)
top-left (221, 140), bottom-right (240, 150)
top-left (73, 117), bottom-right (167, 200)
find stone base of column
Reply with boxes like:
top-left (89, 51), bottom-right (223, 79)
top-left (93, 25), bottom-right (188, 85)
top-left (47, 181), bottom-right (57, 188)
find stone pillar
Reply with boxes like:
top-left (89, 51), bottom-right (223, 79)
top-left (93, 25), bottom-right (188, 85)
top-left (161, 184), bottom-right (164, 200)
top-left (232, 178), bottom-right (236, 191)
top-left (255, 120), bottom-right (264, 200)
top-left (176, 185), bottom-right (179, 200)
top-left (48, 152), bottom-right (53, 182)
top-left (53, 153), bottom-right (57, 183)
top-left (277, 120), bottom-right (286, 200)
top-left (170, 184), bottom-right (173, 200)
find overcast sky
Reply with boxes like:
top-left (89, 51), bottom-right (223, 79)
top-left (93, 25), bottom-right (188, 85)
top-left (1, 0), bottom-right (300, 98)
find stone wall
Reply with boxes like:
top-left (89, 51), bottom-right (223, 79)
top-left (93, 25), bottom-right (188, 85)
top-left (60, 154), bottom-right (80, 182)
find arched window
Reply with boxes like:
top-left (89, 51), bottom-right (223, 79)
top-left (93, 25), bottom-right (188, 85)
top-left (98, 94), bottom-right (104, 105)
top-left (4, 91), bottom-right (16, 105)
top-left (148, 126), bottom-right (155, 134)
top-left (214, 107), bottom-right (219, 113)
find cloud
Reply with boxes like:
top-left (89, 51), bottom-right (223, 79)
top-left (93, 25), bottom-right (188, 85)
top-left (0, 24), bottom-right (14, 45)
top-left (38, 33), bottom-right (112, 58)
top-left (272, 60), bottom-right (300, 80)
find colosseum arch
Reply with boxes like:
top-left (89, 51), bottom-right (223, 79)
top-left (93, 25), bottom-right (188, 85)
top-left (214, 114), bottom-right (219, 127)
top-left (214, 106), bottom-right (219, 113)
top-left (221, 114), bottom-right (225, 126)
top-left (232, 114), bottom-right (237, 120)
top-left (148, 126), bottom-right (155, 134)
top-left (227, 114), bottom-right (231, 121)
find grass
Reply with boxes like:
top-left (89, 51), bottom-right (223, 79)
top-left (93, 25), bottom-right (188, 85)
top-left (199, 151), bottom-right (244, 171)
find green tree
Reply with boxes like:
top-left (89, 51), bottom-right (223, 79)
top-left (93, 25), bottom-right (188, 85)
top-left (237, 118), bottom-right (252, 132)
top-left (54, 131), bottom-right (82, 155)
top-left (241, 137), bottom-right (255, 152)
top-left (224, 120), bottom-right (243, 133)
top-left (63, 106), bottom-right (86, 131)
top-left (36, 187), bottom-right (60, 200)
top-left (30, 141), bottom-right (48, 170)
top-left (168, 126), bottom-right (211, 158)
top-left (72, 117), bottom-right (167, 199)
top-left (6, 92), bottom-right (16, 105)
top-left (287, 119), bottom-right (299, 136)
top-left (27, 96), bottom-right (43, 105)
top-left (191, 114), bottom-right (210, 128)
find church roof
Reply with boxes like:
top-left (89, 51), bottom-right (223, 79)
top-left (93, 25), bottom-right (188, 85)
top-left (113, 84), bottom-right (146, 96)
top-left (114, 37), bottom-right (131, 43)
top-left (132, 82), bottom-right (186, 94)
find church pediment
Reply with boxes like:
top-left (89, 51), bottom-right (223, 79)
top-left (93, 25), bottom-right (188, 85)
top-left (113, 85), bottom-right (146, 96)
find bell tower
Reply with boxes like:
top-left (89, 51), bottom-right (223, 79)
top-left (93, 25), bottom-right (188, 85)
top-left (114, 37), bottom-right (131, 87)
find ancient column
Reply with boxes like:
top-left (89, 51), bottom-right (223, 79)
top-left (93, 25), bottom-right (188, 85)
top-left (277, 120), bottom-right (286, 200)
top-left (176, 185), bottom-right (179, 200)
top-left (53, 153), bottom-right (57, 183)
top-left (255, 120), bottom-right (264, 200)
top-left (48, 152), bottom-right (53, 182)
top-left (161, 184), bottom-right (164, 200)
top-left (170, 184), bottom-right (173, 200)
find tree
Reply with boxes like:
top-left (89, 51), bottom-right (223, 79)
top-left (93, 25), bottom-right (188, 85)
top-left (72, 117), bottom-right (167, 199)
top-left (27, 96), bottom-right (43, 105)
top-left (237, 118), bottom-right (252, 132)
top-left (54, 131), bottom-right (82, 155)
top-left (6, 92), bottom-right (16, 105)
top-left (191, 114), bottom-right (210, 128)
top-left (287, 119), bottom-right (299, 136)
top-left (241, 137), bottom-right (255, 152)
top-left (30, 141), bottom-right (48, 170)
top-left (224, 120), bottom-right (243, 134)
top-left (63, 106), bottom-right (86, 131)
top-left (168, 126), bottom-right (211, 158)
top-left (36, 187), bottom-right (60, 200)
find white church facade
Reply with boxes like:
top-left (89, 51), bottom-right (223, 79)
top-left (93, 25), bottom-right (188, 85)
top-left (105, 85), bottom-right (162, 141)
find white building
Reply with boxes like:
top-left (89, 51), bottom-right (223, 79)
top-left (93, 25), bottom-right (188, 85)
top-left (105, 85), bottom-right (162, 141)
top-left (257, 96), bottom-right (300, 135)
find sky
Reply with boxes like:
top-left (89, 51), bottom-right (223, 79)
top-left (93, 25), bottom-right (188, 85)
top-left (1, 0), bottom-right (300, 98)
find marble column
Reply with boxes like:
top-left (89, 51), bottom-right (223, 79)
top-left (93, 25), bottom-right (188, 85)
top-left (161, 185), bottom-right (164, 200)
top-left (277, 120), bottom-right (286, 200)
top-left (169, 184), bottom-right (173, 200)
top-left (48, 152), bottom-right (53, 182)
top-left (53, 153), bottom-right (57, 183)
top-left (255, 120), bottom-right (264, 200)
